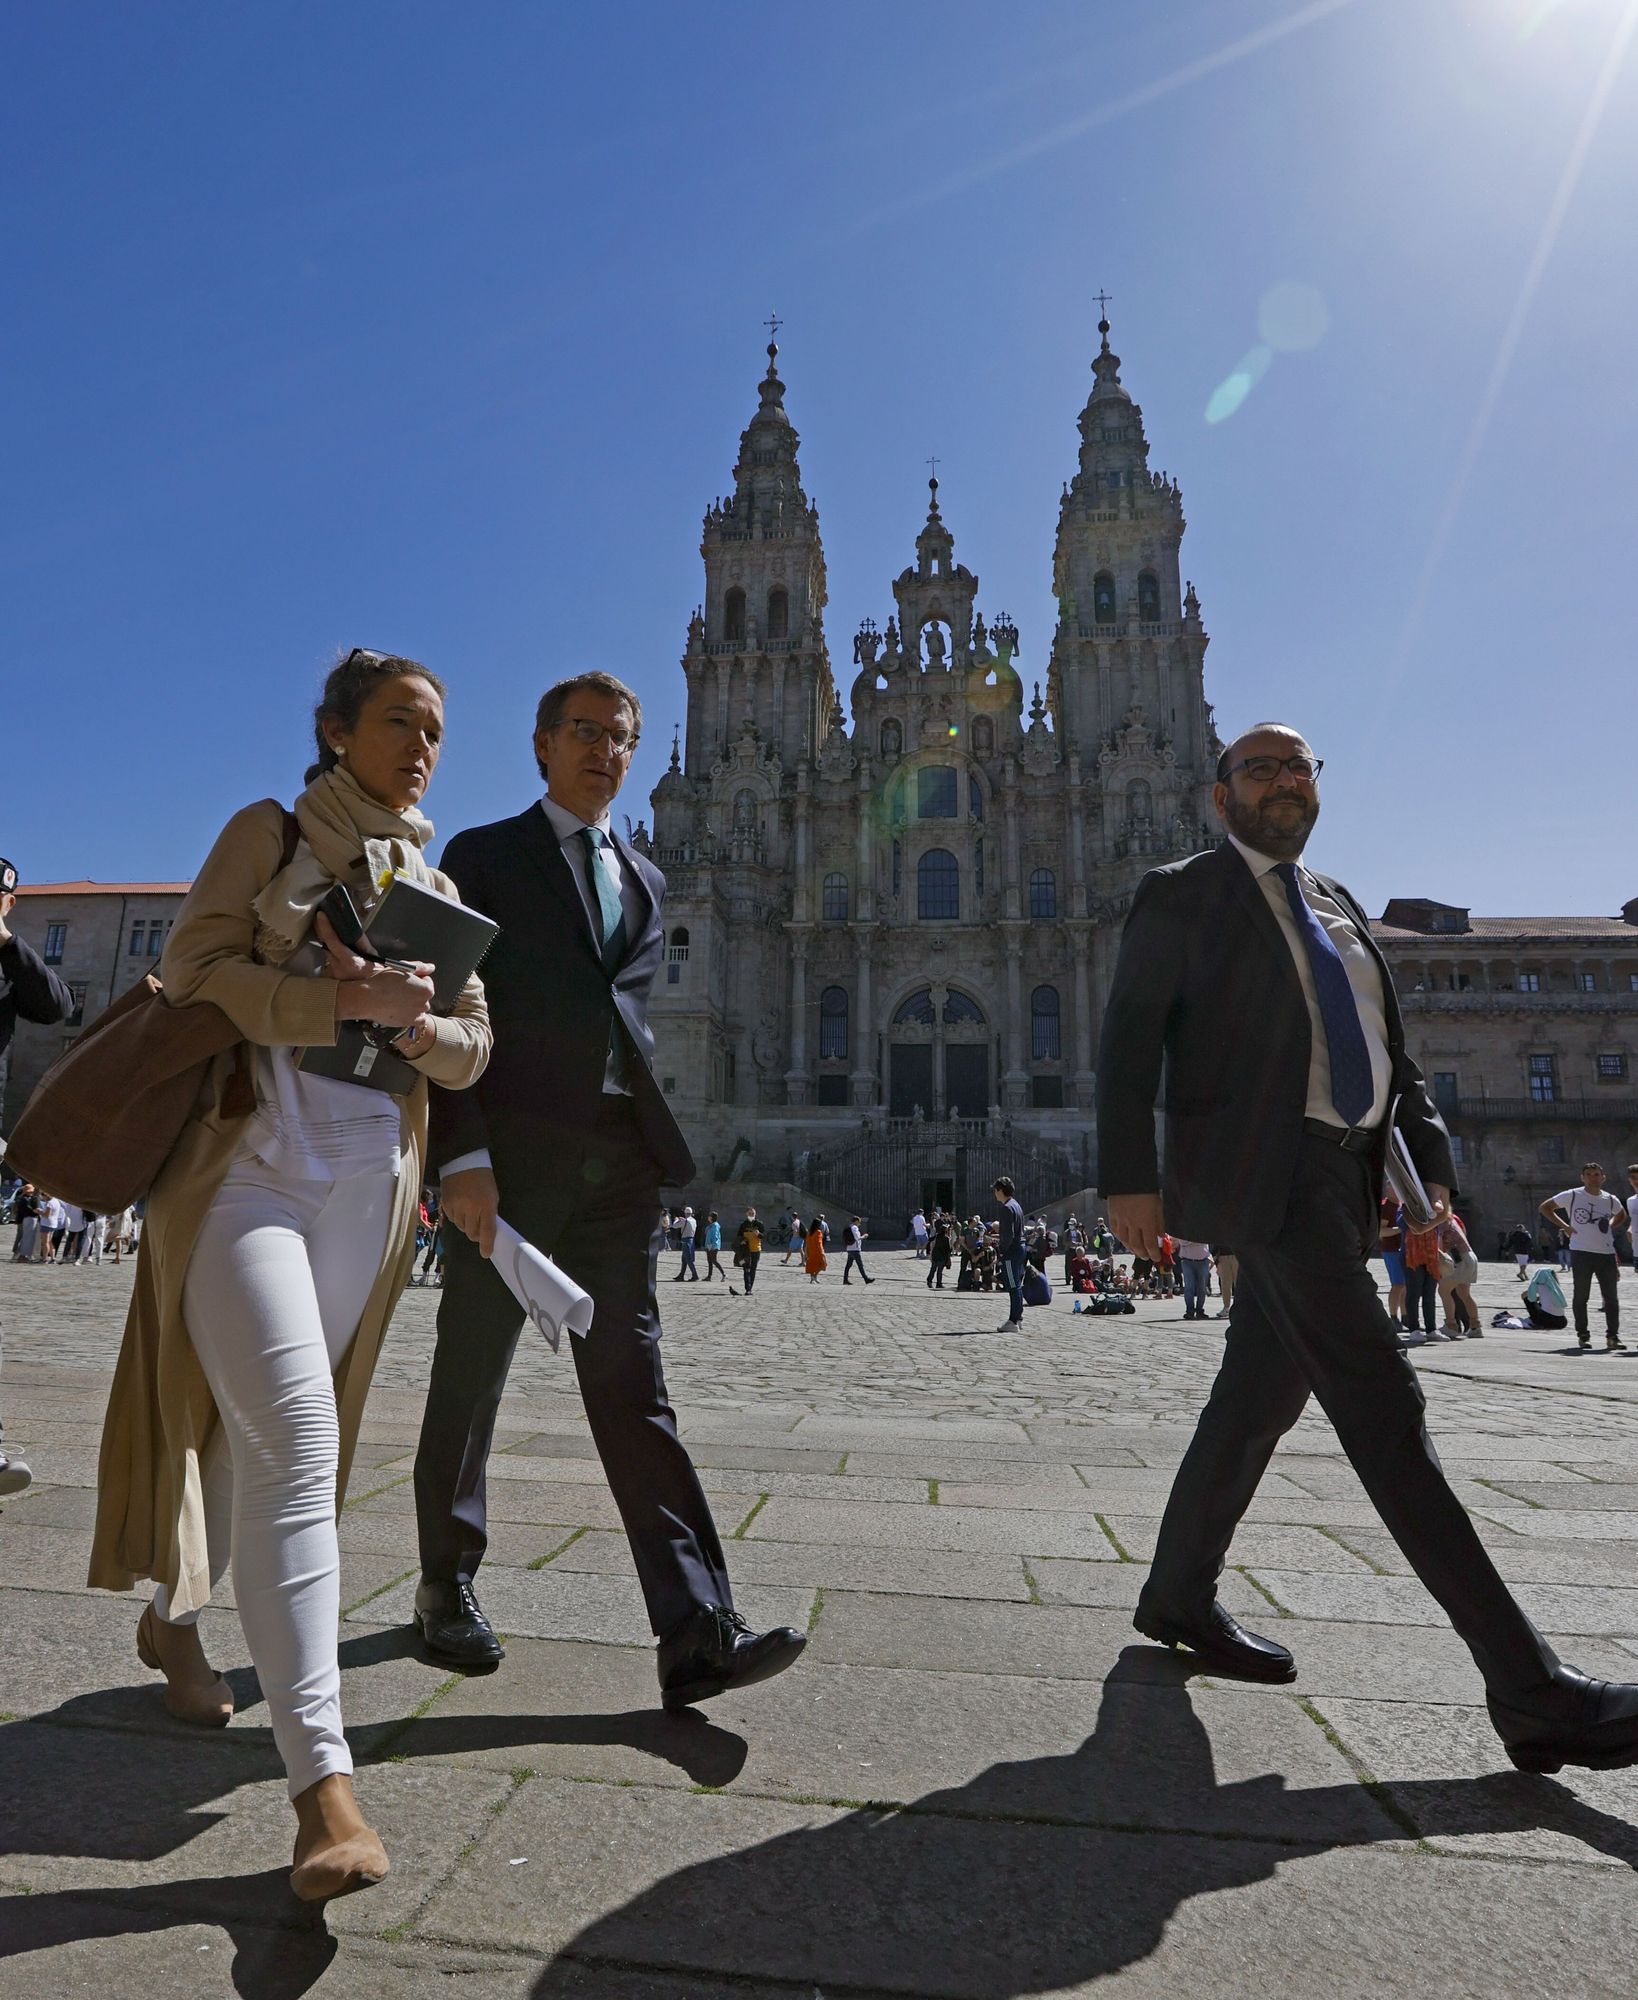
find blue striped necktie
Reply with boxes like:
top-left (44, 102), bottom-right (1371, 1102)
top-left (1272, 861), bottom-right (1375, 1128)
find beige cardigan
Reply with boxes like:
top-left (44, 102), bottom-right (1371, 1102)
top-left (88, 798), bottom-right (491, 1614)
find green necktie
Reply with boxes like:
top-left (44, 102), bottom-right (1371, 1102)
top-left (579, 826), bottom-right (624, 974)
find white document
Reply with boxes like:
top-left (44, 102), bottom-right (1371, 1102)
top-left (1383, 1120), bottom-right (1436, 1230)
top-left (489, 1218), bottom-right (594, 1352)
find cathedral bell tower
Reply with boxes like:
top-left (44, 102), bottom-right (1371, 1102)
top-left (1045, 311), bottom-right (1218, 872)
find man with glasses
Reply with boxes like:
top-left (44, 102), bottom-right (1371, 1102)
top-left (1540, 1164), bottom-right (1630, 1352)
top-left (1097, 721), bottom-right (1638, 1775)
top-left (413, 672), bottom-right (806, 1710)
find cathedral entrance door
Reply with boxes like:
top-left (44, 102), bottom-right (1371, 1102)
top-left (890, 1044), bottom-right (934, 1119)
top-left (944, 1045), bottom-right (989, 1123)
top-left (922, 1176), bottom-right (956, 1217)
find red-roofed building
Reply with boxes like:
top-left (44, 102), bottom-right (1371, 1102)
top-left (1, 878), bottom-right (192, 1129)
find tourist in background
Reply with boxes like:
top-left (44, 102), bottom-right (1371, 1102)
top-left (910, 1207), bottom-right (928, 1258)
top-left (1211, 1246), bottom-right (1237, 1321)
top-left (1379, 1195), bottom-right (1407, 1328)
top-left (1438, 1208), bottom-right (1482, 1338)
top-left (675, 1206), bottom-right (699, 1282)
top-left (701, 1211), bottom-right (725, 1281)
top-left (926, 1211), bottom-right (955, 1290)
top-left (1176, 1237), bottom-right (1211, 1321)
top-left (731, 1207), bottom-right (763, 1295)
top-left (803, 1216), bottom-right (828, 1283)
top-left (841, 1216), bottom-right (873, 1286)
top-left (1506, 1223), bottom-right (1533, 1277)
top-left (1401, 1202), bottom-right (1440, 1345)
top-left (992, 1175), bottom-right (1026, 1333)
top-left (1541, 1166), bottom-right (1630, 1353)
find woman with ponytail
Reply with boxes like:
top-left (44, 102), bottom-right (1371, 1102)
top-left (90, 650), bottom-right (490, 1902)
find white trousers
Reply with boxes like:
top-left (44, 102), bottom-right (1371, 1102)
top-left (152, 1153), bottom-right (394, 1798)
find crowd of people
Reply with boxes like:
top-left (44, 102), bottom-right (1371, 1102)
top-left (6, 1185), bottom-right (141, 1266)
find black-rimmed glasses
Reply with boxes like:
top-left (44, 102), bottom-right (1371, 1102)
top-left (1225, 754), bottom-right (1324, 785)
top-left (555, 717), bottom-right (640, 756)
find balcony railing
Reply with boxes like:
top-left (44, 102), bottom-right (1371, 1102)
top-left (1399, 989), bottom-right (1638, 1013)
top-left (1453, 1096), bottom-right (1638, 1124)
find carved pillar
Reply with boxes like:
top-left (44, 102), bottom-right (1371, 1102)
top-left (1001, 760), bottom-right (1022, 920)
top-left (1066, 750), bottom-right (1088, 918)
top-left (792, 773), bottom-right (812, 924)
top-left (785, 930), bottom-right (810, 1105)
top-left (856, 767), bottom-right (875, 919)
top-left (772, 655), bottom-right (788, 754)
top-left (1002, 925), bottom-right (1027, 1108)
top-left (715, 657), bottom-right (731, 759)
top-left (1070, 922), bottom-right (1095, 1106)
top-left (851, 929), bottom-right (876, 1106)
top-left (930, 981), bottom-right (948, 1118)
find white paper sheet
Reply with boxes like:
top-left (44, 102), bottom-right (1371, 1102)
top-left (489, 1218), bottom-right (594, 1352)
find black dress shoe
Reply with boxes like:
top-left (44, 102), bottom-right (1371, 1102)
top-left (657, 1603), bottom-right (806, 1711)
top-left (1489, 1666), bottom-right (1638, 1774)
top-left (1132, 1601), bottom-right (1297, 1683)
top-left (413, 1579), bottom-right (504, 1668)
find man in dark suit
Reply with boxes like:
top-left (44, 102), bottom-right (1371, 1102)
top-left (412, 672), bottom-right (805, 1710)
top-left (1097, 722), bottom-right (1638, 1775)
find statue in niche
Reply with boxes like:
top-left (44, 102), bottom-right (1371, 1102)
top-left (751, 1009), bottom-right (781, 1076)
top-left (922, 620), bottom-right (948, 669)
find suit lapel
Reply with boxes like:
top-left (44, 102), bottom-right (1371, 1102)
top-left (608, 828), bottom-right (656, 972)
top-left (512, 804), bottom-right (603, 966)
top-left (1217, 841), bottom-right (1304, 1003)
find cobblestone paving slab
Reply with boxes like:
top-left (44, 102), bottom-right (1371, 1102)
top-left (5, 1252), bottom-right (1638, 1995)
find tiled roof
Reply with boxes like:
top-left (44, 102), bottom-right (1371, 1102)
top-left (1371, 917), bottom-right (1636, 943)
top-left (16, 881), bottom-right (192, 897)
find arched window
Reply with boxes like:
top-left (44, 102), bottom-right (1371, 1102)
top-left (1031, 985), bottom-right (1061, 1061)
top-left (723, 586), bottom-right (746, 643)
top-left (767, 586), bottom-right (789, 640)
top-left (822, 872), bottom-right (849, 922)
top-left (669, 926), bottom-right (690, 956)
top-left (918, 766), bottom-right (957, 818)
top-left (880, 719), bottom-right (902, 762)
top-left (893, 987), bottom-right (935, 1026)
top-left (917, 848), bottom-right (959, 921)
top-left (942, 990), bottom-right (986, 1025)
top-left (1137, 570), bottom-right (1160, 621)
top-left (666, 925), bottom-right (689, 983)
top-left (1126, 779), bottom-right (1153, 826)
top-left (819, 985), bottom-right (849, 1060)
top-left (1093, 571), bottom-right (1117, 625)
top-left (1029, 868), bottom-right (1057, 919)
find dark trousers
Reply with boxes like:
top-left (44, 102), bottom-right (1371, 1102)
top-left (1570, 1250), bottom-right (1620, 1339)
top-left (738, 1251), bottom-right (760, 1294)
top-left (413, 1103), bottom-right (732, 1637)
top-left (1138, 1135), bottom-right (1558, 1697)
top-left (843, 1249), bottom-right (869, 1283)
top-left (1402, 1263), bottom-right (1437, 1332)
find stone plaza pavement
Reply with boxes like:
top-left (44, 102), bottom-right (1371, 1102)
top-left (3, 1249), bottom-right (1638, 1997)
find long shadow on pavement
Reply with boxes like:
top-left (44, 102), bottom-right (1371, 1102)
top-left (527, 1646), bottom-right (1638, 1997)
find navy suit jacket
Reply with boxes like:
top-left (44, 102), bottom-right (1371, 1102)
top-left (428, 805), bottom-right (694, 1192)
top-left (1095, 840), bottom-right (1455, 1248)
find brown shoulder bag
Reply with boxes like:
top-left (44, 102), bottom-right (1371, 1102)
top-left (5, 811), bottom-right (301, 1211)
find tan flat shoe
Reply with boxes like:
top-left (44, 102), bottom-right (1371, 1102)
top-left (290, 1775), bottom-right (389, 1903)
top-left (136, 1602), bottom-right (234, 1728)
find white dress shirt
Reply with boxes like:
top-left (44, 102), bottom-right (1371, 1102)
top-left (442, 794), bottom-right (640, 1180)
top-left (1224, 832), bottom-right (1392, 1130)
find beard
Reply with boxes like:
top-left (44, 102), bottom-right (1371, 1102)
top-left (1220, 786), bottom-right (1318, 859)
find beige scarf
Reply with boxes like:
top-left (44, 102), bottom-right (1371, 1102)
top-left (251, 764), bottom-right (435, 966)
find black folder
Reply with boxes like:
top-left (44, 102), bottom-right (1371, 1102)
top-left (297, 874), bottom-right (499, 1095)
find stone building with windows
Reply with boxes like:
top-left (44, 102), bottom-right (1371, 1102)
top-left (0, 881), bottom-right (190, 1130)
top-left (1370, 900), bottom-right (1638, 1255)
top-left (639, 317), bottom-right (1222, 1215)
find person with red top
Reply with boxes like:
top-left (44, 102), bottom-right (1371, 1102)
top-left (1378, 1195), bottom-right (1406, 1329)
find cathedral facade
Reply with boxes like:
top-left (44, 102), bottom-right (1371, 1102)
top-left (637, 317), bottom-right (1223, 1201)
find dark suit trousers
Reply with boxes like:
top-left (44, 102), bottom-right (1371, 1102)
top-left (1138, 1134), bottom-right (1559, 1697)
top-left (413, 1100), bottom-right (732, 1637)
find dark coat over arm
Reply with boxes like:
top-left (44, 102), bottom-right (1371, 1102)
top-left (1, 931), bottom-right (75, 1062)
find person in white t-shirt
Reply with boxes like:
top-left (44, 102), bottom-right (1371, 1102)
top-left (1541, 1165), bottom-right (1631, 1352)
top-left (1627, 1165), bottom-right (1638, 1280)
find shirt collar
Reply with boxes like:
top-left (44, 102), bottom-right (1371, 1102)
top-left (540, 792), bottom-right (612, 843)
top-left (1226, 829), bottom-right (1309, 883)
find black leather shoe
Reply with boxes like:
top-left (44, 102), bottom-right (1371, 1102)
top-left (657, 1603), bottom-right (806, 1711)
top-left (1132, 1601), bottom-right (1297, 1683)
top-left (1490, 1666), bottom-right (1638, 1774)
top-left (414, 1579), bottom-right (504, 1668)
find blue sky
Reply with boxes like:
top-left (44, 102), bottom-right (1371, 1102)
top-left (6, 0), bottom-right (1636, 916)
